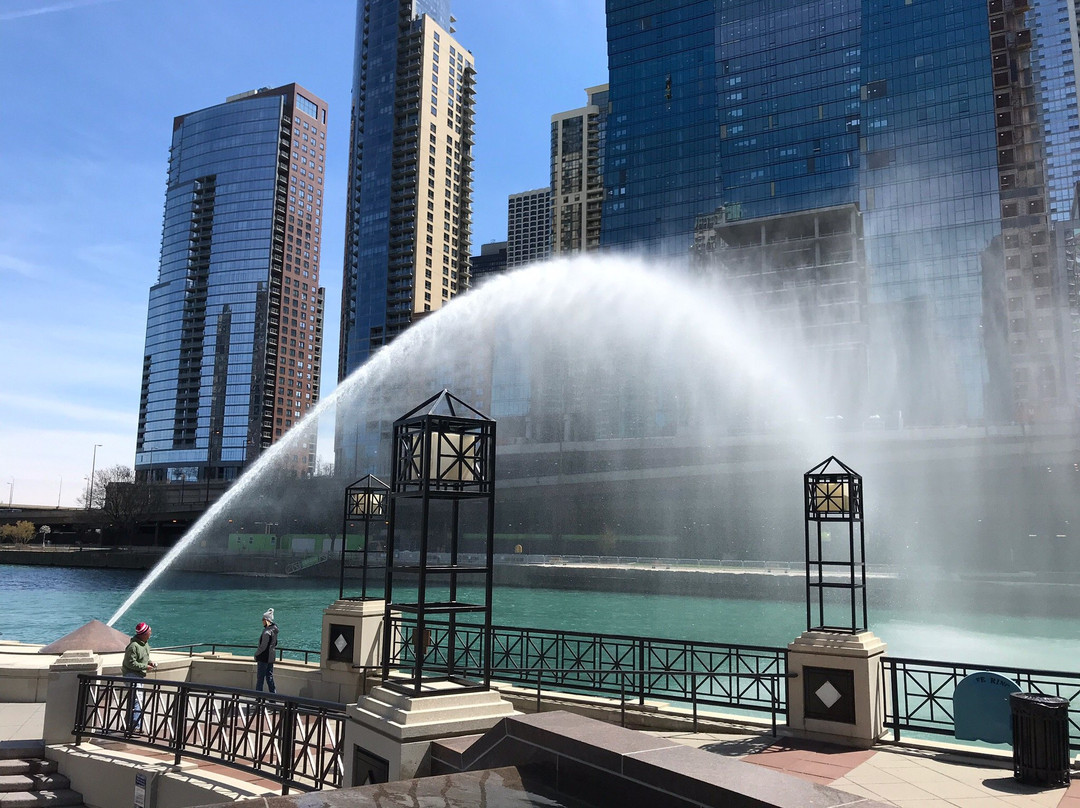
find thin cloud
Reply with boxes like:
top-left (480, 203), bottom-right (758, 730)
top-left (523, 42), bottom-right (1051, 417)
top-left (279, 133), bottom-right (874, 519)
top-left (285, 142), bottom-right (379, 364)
top-left (0, 392), bottom-right (134, 428)
top-left (0, 0), bottom-right (120, 21)
top-left (0, 253), bottom-right (39, 278)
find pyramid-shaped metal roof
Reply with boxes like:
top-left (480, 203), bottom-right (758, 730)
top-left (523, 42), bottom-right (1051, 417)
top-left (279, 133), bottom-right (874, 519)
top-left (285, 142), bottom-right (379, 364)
top-left (38, 619), bottom-right (132, 655)
top-left (396, 389), bottom-right (490, 422)
top-left (805, 455), bottom-right (860, 477)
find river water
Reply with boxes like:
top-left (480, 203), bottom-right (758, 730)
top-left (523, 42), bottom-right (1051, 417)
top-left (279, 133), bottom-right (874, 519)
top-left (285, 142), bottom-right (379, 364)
top-left (1, 565), bottom-right (1077, 673)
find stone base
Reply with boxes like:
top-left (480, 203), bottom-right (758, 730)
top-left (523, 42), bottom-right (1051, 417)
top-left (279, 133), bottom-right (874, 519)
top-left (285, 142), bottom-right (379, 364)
top-left (321, 599), bottom-right (385, 701)
top-left (786, 630), bottom-right (887, 747)
top-left (343, 683), bottom-right (517, 784)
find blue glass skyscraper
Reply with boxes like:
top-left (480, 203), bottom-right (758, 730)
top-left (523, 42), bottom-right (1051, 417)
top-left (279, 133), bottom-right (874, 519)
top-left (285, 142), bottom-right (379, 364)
top-left (136, 85), bottom-right (328, 484)
top-left (603, 0), bottom-right (1069, 423)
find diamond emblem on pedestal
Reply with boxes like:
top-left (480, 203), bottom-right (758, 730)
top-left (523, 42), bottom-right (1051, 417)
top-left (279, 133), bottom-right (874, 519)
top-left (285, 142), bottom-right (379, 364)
top-left (815, 680), bottom-right (842, 709)
top-left (334, 633), bottom-right (348, 653)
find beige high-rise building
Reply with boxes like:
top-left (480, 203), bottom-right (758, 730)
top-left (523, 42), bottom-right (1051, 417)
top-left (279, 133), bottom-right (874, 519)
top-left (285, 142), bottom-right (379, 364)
top-left (339, 3), bottom-right (475, 378)
top-left (550, 85), bottom-right (609, 255)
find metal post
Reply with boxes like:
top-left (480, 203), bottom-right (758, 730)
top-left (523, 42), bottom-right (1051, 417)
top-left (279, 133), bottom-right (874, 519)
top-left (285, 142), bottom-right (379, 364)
top-left (174, 685), bottom-right (189, 766)
top-left (280, 701), bottom-right (296, 796)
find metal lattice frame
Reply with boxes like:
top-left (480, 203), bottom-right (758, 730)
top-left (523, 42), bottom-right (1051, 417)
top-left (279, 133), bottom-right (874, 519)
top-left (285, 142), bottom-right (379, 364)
top-left (803, 456), bottom-right (867, 633)
top-left (381, 390), bottom-right (497, 696)
top-left (339, 474), bottom-right (389, 600)
top-left (388, 617), bottom-right (788, 716)
top-left (883, 656), bottom-right (1080, 750)
top-left (73, 675), bottom-right (343, 794)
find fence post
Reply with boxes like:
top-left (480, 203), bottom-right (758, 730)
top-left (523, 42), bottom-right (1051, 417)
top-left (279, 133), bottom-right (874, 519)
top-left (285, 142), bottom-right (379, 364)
top-left (73, 675), bottom-right (88, 745)
top-left (637, 639), bottom-right (645, 707)
top-left (280, 701), bottom-right (296, 796)
top-left (888, 659), bottom-right (900, 743)
top-left (536, 669), bottom-right (542, 715)
top-left (173, 685), bottom-right (188, 766)
top-left (691, 674), bottom-right (698, 732)
top-left (621, 675), bottom-right (626, 727)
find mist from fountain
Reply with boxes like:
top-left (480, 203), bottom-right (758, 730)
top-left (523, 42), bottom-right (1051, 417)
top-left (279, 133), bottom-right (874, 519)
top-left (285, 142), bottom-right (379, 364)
top-left (108, 255), bottom-right (834, 625)
top-left (107, 253), bottom-right (1080, 627)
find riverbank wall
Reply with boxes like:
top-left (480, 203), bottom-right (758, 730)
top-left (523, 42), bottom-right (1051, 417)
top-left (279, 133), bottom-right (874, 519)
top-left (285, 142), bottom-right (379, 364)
top-left (4, 546), bottom-right (1080, 616)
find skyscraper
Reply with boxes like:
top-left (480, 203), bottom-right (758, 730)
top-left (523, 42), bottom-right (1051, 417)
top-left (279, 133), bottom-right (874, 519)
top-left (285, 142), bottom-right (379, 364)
top-left (506, 188), bottom-right (551, 267)
top-left (338, 0), bottom-right (475, 381)
top-left (135, 84), bottom-right (327, 485)
top-left (551, 85), bottom-right (609, 255)
top-left (603, 0), bottom-right (1072, 423)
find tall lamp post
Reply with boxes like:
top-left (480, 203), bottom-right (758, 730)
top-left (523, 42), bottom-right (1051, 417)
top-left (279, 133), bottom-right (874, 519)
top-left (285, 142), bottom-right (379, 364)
top-left (381, 389), bottom-right (496, 696)
top-left (803, 455), bottom-right (866, 633)
top-left (85, 444), bottom-right (102, 510)
top-left (340, 475), bottom-right (389, 600)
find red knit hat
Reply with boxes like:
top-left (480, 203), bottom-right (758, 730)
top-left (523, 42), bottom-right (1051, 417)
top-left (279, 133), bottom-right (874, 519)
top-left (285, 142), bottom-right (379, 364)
top-left (134, 622), bottom-right (150, 636)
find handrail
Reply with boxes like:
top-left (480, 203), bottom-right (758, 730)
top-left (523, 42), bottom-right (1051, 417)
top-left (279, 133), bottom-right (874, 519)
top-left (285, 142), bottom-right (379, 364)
top-left (73, 673), bottom-right (344, 794)
top-left (156, 643), bottom-right (321, 665)
top-left (475, 665), bottom-right (797, 735)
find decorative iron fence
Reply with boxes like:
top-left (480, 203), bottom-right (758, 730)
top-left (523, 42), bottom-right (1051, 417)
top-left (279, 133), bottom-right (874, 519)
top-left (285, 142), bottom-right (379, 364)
top-left (74, 674), bottom-right (343, 794)
top-left (883, 657), bottom-right (1080, 750)
top-left (389, 617), bottom-right (789, 721)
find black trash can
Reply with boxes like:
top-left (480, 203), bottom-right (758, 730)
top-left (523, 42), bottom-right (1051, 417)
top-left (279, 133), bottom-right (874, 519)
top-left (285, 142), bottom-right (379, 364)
top-left (1010, 692), bottom-right (1071, 786)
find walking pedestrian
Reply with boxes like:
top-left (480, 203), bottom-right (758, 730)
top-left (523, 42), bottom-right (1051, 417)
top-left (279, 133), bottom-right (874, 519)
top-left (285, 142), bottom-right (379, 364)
top-left (255, 608), bottom-right (278, 694)
top-left (121, 621), bottom-right (156, 735)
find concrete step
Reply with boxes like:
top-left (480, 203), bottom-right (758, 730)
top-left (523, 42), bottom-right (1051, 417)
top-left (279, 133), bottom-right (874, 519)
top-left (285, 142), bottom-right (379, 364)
top-left (0, 761), bottom-right (56, 778)
top-left (0, 744), bottom-right (44, 762)
top-left (0, 772), bottom-right (71, 793)
top-left (0, 789), bottom-right (84, 807)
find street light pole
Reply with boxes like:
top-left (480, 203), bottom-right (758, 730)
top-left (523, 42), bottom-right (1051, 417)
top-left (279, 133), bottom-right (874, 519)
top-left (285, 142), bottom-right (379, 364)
top-left (6, 479), bottom-right (13, 508)
top-left (86, 443), bottom-right (102, 510)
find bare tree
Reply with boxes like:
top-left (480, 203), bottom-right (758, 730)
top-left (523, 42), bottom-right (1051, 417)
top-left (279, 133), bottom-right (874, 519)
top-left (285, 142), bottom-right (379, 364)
top-left (82, 465), bottom-right (164, 526)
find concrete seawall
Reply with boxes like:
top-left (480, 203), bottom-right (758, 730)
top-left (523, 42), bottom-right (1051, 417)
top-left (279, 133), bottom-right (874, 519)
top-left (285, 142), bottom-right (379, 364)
top-left (4, 547), bottom-right (1080, 615)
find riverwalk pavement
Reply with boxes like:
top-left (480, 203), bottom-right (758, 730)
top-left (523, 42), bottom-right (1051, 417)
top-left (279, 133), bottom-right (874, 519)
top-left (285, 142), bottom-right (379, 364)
top-left (3, 701), bottom-right (1078, 807)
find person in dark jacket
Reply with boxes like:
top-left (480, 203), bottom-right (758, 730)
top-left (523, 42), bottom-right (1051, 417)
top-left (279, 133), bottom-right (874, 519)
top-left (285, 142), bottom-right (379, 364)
top-left (255, 608), bottom-right (278, 693)
top-left (122, 621), bottom-right (156, 734)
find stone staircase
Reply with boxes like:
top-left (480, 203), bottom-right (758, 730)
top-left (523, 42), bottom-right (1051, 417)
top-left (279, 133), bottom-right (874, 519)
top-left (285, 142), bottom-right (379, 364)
top-left (0, 741), bottom-right (85, 807)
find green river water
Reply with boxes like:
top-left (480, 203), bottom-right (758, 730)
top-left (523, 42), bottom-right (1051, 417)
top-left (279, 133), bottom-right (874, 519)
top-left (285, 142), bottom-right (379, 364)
top-left (1, 565), bottom-right (1077, 673)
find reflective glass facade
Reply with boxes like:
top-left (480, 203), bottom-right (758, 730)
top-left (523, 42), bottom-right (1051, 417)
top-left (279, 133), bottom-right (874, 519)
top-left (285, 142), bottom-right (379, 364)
top-left (859, 0), bottom-right (1001, 421)
top-left (602, 1), bottom-right (721, 253)
top-left (1030, 0), bottom-right (1080, 221)
top-left (136, 85), bottom-right (327, 483)
top-left (602, 0), bottom-right (1073, 422)
top-left (339, 0), bottom-right (455, 380)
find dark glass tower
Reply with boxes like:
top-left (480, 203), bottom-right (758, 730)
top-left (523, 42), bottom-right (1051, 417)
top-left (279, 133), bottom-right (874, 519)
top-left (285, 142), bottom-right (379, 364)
top-left (136, 85), bottom-right (328, 484)
top-left (338, 0), bottom-right (476, 475)
top-left (603, 0), bottom-right (1069, 423)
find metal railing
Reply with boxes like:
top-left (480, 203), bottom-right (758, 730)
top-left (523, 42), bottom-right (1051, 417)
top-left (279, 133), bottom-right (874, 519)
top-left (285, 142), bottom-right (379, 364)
top-left (487, 665), bottom-right (793, 735)
top-left (157, 643), bottom-right (321, 665)
top-left (389, 617), bottom-right (789, 724)
top-left (73, 674), bottom-right (343, 794)
top-left (883, 656), bottom-right (1080, 750)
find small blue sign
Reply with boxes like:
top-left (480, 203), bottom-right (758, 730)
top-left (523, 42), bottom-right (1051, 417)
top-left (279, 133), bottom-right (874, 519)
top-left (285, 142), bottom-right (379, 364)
top-left (954, 671), bottom-right (1021, 744)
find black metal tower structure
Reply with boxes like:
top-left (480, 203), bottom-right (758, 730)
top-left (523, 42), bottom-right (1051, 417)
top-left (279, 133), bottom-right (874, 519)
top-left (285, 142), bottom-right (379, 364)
top-left (381, 390), bottom-right (496, 695)
top-left (339, 474), bottom-right (389, 600)
top-left (803, 456), bottom-right (867, 633)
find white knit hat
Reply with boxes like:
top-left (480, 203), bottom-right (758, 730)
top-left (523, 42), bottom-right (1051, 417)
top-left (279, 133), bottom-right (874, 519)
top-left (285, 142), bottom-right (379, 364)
top-left (263, 608), bottom-right (274, 622)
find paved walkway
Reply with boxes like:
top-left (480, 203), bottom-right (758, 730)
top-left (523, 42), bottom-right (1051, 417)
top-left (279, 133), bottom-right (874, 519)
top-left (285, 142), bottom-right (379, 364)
top-left (4, 702), bottom-right (1077, 806)
top-left (656, 731), bottom-right (1080, 807)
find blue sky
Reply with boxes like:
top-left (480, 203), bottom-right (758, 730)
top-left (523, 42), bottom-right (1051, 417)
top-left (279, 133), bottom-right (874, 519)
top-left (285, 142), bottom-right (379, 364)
top-left (0, 0), bottom-right (607, 506)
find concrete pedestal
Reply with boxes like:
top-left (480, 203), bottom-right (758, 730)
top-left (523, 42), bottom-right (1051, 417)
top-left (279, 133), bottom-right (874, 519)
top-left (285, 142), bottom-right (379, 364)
top-left (321, 599), bottom-right (386, 702)
top-left (44, 650), bottom-right (101, 745)
top-left (786, 630), bottom-right (887, 747)
top-left (343, 683), bottom-right (517, 784)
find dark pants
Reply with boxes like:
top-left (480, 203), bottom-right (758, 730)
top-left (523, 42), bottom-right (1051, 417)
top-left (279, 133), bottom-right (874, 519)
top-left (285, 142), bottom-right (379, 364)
top-left (256, 660), bottom-right (276, 693)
